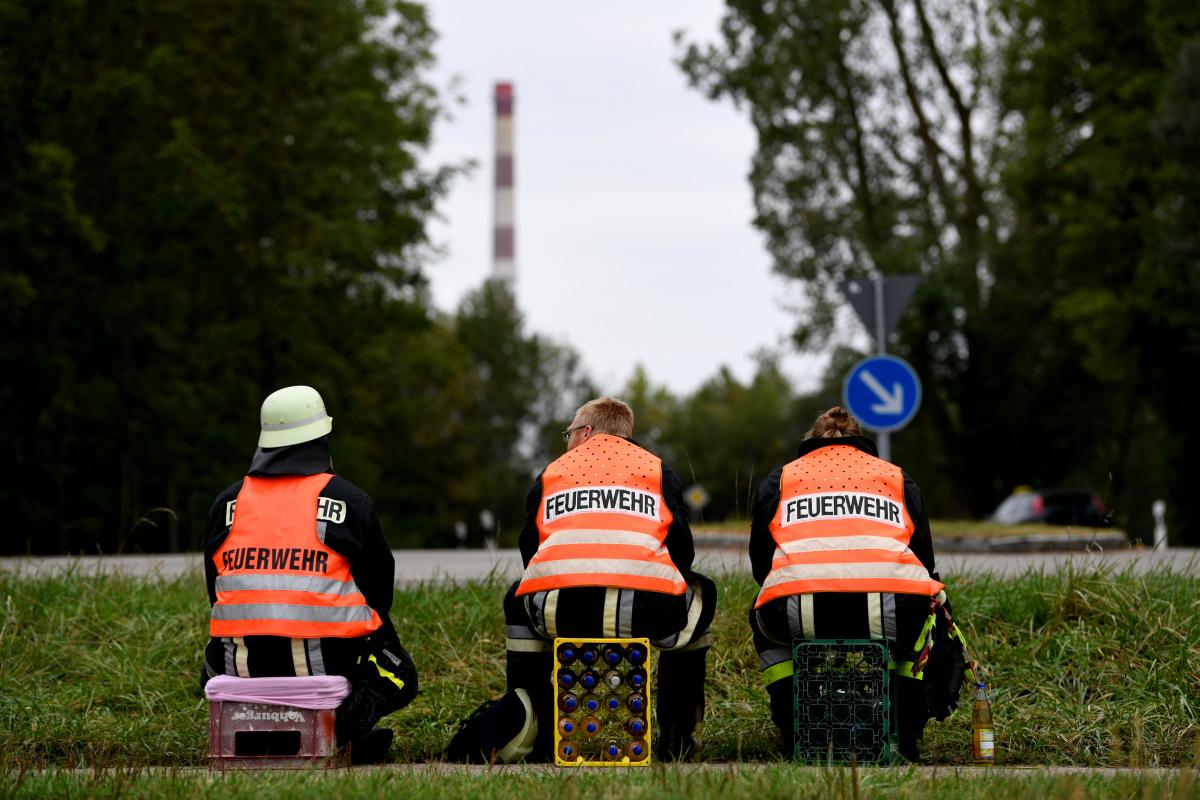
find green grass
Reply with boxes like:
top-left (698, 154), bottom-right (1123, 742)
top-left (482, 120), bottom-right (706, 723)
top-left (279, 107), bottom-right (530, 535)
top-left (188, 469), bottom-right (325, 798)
top-left (5, 765), bottom-right (1200, 800)
top-left (0, 566), bottom-right (1197, 772)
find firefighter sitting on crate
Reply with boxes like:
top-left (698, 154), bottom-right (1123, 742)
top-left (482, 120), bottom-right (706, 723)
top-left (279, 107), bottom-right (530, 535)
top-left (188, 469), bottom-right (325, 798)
top-left (448, 397), bottom-right (718, 763)
top-left (749, 406), bottom-right (967, 761)
top-left (200, 385), bottom-right (418, 764)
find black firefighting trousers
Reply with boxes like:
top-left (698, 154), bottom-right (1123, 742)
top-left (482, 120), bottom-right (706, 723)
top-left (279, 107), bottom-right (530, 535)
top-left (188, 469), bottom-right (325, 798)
top-left (504, 573), bottom-right (717, 759)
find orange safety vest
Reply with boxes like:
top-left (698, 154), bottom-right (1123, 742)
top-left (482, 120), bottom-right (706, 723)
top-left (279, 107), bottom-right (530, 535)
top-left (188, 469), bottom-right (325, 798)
top-left (754, 444), bottom-right (944, 608)
top-left (211, 473), bottom-right (383, 638)
top-left (515, 434), bottom-right (687, 596)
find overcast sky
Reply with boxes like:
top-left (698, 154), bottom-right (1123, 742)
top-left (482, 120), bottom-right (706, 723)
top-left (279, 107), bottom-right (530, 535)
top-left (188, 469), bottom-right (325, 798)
top-left (421, 2), bottom-right (838, 396)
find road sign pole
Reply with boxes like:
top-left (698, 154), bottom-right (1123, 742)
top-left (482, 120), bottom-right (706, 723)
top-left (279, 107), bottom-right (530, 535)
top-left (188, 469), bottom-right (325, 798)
top-left (839, 274), bottom-right (922, 463)
top-left (873, 273), bottom-right (886, 354)
top-left (873, 274), bottom-right (891, 462)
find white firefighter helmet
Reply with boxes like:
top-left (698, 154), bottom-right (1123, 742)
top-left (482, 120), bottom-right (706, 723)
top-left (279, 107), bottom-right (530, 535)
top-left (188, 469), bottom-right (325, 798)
top-left (257, 385), bottom-right (333, 448)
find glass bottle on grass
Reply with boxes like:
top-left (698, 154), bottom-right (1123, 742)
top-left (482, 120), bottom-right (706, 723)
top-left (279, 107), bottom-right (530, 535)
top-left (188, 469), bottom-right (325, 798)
top-left (972, 683), bottom-right (995, 764)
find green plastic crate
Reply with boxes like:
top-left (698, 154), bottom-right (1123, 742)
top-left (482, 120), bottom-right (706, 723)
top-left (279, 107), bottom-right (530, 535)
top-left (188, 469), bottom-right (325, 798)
top-left (792, 639), bottom-right (897, 764)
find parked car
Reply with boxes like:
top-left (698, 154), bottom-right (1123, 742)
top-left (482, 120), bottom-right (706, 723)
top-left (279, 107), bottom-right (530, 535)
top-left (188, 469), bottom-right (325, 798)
top-left (987, 487), bottom-right (1109, 527)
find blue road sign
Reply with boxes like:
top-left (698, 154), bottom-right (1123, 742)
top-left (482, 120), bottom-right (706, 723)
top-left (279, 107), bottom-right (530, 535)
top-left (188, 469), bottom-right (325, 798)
top-left (843, 355), bottom-right (922, 433)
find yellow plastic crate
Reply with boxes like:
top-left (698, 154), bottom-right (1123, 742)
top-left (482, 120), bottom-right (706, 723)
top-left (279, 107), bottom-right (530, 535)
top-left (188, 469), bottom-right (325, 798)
top-left (552, 637), bottom-right (652, 767)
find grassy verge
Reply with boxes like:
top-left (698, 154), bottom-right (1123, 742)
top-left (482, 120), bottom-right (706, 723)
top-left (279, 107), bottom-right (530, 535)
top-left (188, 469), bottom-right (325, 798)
top-left (6, 765), bottom-right (1200, 800)
top-left (0, 566), bottom-right (1196, 770)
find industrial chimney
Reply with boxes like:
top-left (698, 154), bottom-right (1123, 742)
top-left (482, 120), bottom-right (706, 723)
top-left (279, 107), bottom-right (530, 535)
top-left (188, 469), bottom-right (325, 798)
top-left (492, 82), bottom-right (515, 286)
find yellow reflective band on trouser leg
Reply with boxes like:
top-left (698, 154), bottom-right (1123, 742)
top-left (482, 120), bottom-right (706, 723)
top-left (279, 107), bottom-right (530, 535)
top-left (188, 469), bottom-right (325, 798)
top-left (496, 689), bottom-right (537, 763)
top-left (506, 637), bottom-right (552, 653)
top-left (763, 659), bottom-right (794, 687)
top-left (896, 661), bottom-right (924, 680)
top-left (367, 654), bottom-right (406, 690)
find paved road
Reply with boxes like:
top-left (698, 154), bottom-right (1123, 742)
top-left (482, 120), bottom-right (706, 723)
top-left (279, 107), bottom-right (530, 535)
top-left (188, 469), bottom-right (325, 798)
top-left (2, 547), bottom-right (1195, 583)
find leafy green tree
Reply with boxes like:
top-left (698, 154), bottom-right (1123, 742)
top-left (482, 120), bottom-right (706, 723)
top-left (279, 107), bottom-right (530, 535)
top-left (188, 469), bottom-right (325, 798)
top-left (997, 0), bottom-right (1200, 540)
top-left (679, 0), bottom-right (1200, 541)
top-left (675, 0), bottom-right (1035, 521)
top-left (0, 0), bottom-right (450, 552)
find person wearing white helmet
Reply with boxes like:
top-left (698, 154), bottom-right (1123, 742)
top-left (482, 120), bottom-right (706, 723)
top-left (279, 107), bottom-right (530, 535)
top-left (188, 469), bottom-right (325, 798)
top-left (201, 385), bottom-right (418, 764)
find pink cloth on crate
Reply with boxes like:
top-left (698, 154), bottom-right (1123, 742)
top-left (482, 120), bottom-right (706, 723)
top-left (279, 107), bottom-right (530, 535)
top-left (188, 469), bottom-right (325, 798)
top-left (204, 675), bottom-right (351, 709)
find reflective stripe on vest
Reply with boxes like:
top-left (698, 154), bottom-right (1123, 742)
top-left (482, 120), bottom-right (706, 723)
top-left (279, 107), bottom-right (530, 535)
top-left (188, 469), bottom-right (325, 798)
top-left (516, 434), bottom-right (687, 596)
top-left (754, 445), bottom-right (943, 608)
top-left (211, 473), bottom-right (383, 638)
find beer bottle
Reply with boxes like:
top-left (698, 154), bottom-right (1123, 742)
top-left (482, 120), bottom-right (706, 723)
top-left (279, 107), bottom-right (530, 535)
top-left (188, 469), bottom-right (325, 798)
top-left (557, 739), bottom-right (579, 762)
top-left (579, 669), bottom-right (599, 691)
top-left (626, 693), bottom-right (646, 714)
top-left (556, 668), bottom-right (576, 689)
top-left (579, 645), bottom-right (599, 667)
top-left (558, 692), bottom-right (579, 713)
top-left (628, 738), bottom-right (648, 762)
top-left (602, 738), bottom-right (623, 761)
top-left (581, 693), bottom-right (602, 714)
top-left (581, 715), bottom-right (602, 737)
top-left (556, 643), bottom-right (578, 666)
top-left (626, 644), bottom-right (647, 665)
top-left (625, 716), bottom-right (647, 737)
top-left (601, 643), bottom-right (625, 666)
top-left (602, 669), bottom-right (622, 691)
top-left (557, 716), bottom-right (577, 738)
top-left (972, 683), bottom-right (995, 764)
top-left (627, 667), bottom-right (647, 690)
top-left (604, 693), bottom-right (622, 712)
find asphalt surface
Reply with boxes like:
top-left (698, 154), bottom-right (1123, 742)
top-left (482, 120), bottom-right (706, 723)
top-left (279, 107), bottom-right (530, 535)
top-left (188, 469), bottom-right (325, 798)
top-left (2, 546), bottom-right (1196, 583)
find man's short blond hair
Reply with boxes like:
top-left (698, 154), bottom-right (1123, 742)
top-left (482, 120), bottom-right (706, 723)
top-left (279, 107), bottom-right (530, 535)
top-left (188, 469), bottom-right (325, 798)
top-left (574, 397), bottom-right (634, 438)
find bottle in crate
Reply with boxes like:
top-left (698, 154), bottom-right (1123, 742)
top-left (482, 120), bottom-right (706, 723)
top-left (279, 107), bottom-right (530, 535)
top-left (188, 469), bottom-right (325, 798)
top-left (601, 643), bottom-right (625, 666)
top-left (556, 643), bottom-right (578, 665)
top-left (580, 715), bottom-right (602, 737)
top-left (558, 692), bottom-right (579, 714)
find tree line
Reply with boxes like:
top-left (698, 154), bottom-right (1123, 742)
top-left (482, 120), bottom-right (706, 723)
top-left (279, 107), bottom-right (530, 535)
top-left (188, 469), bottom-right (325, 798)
top-left (3, 0), bottom-right (1197, 552)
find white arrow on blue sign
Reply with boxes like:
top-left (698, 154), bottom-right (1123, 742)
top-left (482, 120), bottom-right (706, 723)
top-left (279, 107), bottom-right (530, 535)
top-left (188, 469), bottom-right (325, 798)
top-left (842, 355), bottom-right (922, 433)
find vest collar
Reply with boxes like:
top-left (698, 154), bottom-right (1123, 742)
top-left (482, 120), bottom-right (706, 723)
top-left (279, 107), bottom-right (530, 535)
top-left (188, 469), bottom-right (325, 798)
top-left (795, 435), bottom-right (878, 459)
top-left (247, 435), bottom-right (334, 476)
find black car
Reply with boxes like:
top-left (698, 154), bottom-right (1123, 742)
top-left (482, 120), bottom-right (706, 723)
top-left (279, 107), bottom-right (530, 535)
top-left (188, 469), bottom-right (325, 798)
top-left (988, 487), bottom-right (1108, 527)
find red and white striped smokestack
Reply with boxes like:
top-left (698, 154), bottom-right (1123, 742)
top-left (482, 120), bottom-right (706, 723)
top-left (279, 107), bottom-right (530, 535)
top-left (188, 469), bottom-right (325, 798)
top-left (493, 82), bottom-right (515, 285)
